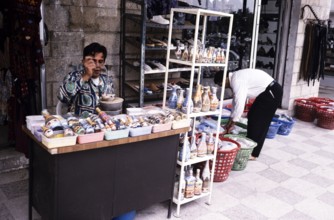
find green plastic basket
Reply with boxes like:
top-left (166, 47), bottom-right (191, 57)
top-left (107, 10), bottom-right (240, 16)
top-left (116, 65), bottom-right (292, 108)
top-left (224, 134), bottom-right (257, 171)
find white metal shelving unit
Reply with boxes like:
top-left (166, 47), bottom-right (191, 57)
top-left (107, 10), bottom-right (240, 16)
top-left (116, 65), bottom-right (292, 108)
top-left (162, 8), bottom-right (233, 217)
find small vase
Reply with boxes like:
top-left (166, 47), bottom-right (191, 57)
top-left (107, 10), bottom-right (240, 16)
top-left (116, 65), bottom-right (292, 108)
top-left (189, 135), bottom-right (198, 159)
top-left (178, 137), bottom-right (191, 162)
top-left (193, 84), bottom-right (202, 113)
top-left (201, 86), bottom-right (210, 112)
top-left (182, 88), bottom-right (194, 114)
top-left (197, 132), bottom-right (207, 157)
top-left (176, 89), bottom-right (184, 110)
top-left (210, 86), bottom-right (219, 111)
top-left (182, 45), bottom-right (189, 61)
top-left (206, 132), bottom-right (215, 154)
top-left (168, 86), bottom-right (178, 109)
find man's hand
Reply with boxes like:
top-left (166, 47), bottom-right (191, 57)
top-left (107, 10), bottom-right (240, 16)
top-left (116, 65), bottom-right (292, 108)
top-left (224, 119), bottom-right (235, 134)
top-left (82, 57), bottom-right (97, 81)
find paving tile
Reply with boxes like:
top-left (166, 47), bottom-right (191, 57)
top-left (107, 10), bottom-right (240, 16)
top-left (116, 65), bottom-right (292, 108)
top-left (232, 173), bottom-right (279, 193)
top-left (270, 161), bottom-right (310, 178)
top-left (293, 130), bottom-right (318, 138)
top-left (218, 181), bottom-right (254, 199)
top-left (0, 190), bottom-right (6, 203)
top-left (222, 204), bottom-right (267, 220)
top-left (202, 188), bottom-right (240, 212)
top-left (311, 166), bottom-right (334, 181)
top-left (301, 173), bottom-right (334, 188)
top-left (256, 153), bottom-right (280, 165)
top-left (267, 186), bottom-right (306, 205)
top-left (279, 145), bottom-right (306, 156)
top-left (314, 149), bottom-right (334, 160)
top-left (295, 198), bottom-right (334, 220)
top-left (0, 169), bottom-right (28, 185)
top-left (260, 148), bottom-right (297, 162)
top-left (241, 193), bottom-right (293, 218)
top-left (299, 153), bottom-right (334, 166)
top-left (5, 195), bottom-right (40, 220)
top-left (0, 180), bottom-right (28, 200)
top-left (288, 158), bottom-right (319, 170)
top-left (0, 203), bottom-right (15, 220)
top-left (290, 141), bottom-right (320, 153)
top-left (302, 139), bottom-right (327, 148)
top-left (279, 210), bottom-right (315, 220)
top-left (258, 168), bottom-right (290, 183)
top-left (317, 192), bottom-right (334, 207)
top-left (240, 160), bottom-right (269, 173)
top-left (281, 178), bottom-right (326, 198)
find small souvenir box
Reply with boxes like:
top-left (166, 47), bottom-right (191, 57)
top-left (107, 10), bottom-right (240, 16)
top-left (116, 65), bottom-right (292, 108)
top-left (77, 132), bottom-right (105, 144)
top-left (129, 125), bottom-right (153, 137)
top-left (42, 134), bottom-right (77, 148)
top-left (172, 119), bottom-right (191, 129)
top-left (104, 128), bottom-right (130, 140)
top-left (152, 122), bottom-right (172, 133)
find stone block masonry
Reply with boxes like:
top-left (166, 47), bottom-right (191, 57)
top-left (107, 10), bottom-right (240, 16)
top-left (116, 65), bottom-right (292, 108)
top-left (43, 0), bottom-right (120, 113)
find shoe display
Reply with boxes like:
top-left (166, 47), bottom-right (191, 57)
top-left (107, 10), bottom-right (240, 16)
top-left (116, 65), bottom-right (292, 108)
top-left (145, 39), bottom-right (155, 48)
top-left (256, 61), bottom-right (264, 68)
top-left (144, 63), bottom-right (153, 72)
top-left (150, 38), bottom-right (167, 47)
top-left (266, 37), bottom-right (273, 45)
top-left (257, 47), bottom-right (266, 56)
top-left (267, 47), bottom-right (275, 58)
top-left (150, 15), bottom-right (169, 25)
top-left (149, 60), bottom-right (166, 71)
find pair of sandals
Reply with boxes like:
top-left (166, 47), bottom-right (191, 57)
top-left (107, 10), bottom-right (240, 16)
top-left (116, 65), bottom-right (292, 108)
top-left (146, 38), bottom-right (168, 48)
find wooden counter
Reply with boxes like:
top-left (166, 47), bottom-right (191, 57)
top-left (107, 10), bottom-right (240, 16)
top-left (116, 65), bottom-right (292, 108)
top-left (23, 127), bottom-right (188, 220)
top-left (23, 126), bottom-right (188, 155)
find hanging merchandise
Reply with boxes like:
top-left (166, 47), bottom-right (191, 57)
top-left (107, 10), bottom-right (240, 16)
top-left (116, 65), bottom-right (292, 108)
top-left (147, 0), bottom-right (177, 20)
top-left (6, 0), bottom-right (44, 156)
top-left (299, 5), bottom-right (328, 86)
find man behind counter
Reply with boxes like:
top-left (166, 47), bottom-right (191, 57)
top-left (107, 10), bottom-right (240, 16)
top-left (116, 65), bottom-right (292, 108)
top-left (214, 68), bottom-right (283, 160)
top-left (58, 42), bottom-right (110, 117)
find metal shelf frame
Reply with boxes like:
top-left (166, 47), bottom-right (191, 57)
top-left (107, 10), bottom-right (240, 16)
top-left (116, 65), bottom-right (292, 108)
top-left (162, 8), bottom-right (234, 217)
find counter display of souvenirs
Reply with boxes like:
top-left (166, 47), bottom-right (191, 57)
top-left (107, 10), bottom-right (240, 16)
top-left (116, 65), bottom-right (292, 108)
top-left (26, 106), bottom-right (191, 149)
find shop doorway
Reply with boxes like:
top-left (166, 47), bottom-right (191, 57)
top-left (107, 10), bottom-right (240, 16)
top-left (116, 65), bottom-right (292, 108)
top-left (0, 1), bottom-right (43, 155)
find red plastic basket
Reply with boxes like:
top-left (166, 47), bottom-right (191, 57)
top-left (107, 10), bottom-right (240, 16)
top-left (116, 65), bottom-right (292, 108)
top-left (294, 99), bottom-right (317, 122)
top-left (316, 105), bottom-right (334, 130)
top-left (308, 97), bottom-right (334, 105)
top-left (212, 137), bottom-right (240, 182)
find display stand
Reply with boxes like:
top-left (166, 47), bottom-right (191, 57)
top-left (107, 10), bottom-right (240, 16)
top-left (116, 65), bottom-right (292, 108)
top-left (120, 0), bottom-right (196, 107)
top-left (23, 126), bottom-right (188, 220)
top-left (162, 8), bottom-right (233, 217)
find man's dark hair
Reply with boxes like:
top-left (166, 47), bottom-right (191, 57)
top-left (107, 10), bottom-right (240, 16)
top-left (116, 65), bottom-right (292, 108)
top-left (83, 42), bottom-right (107, 59)
top-left (214, 70), bottom-right (229, 85)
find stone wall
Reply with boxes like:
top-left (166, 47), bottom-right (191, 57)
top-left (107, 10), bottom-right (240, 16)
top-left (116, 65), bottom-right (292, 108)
top-left (283, 0), bottom-right (331, 110)
top-left (43, 0), bottom-right (120, 113)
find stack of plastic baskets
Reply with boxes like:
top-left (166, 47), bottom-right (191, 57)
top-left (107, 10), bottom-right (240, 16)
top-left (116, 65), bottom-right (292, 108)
top-left (212, 137), bottom-right (240, 182)
top-left (266, 121), bottom-right (282, 139)
top-left (224, 134), bottom-right (257, 171)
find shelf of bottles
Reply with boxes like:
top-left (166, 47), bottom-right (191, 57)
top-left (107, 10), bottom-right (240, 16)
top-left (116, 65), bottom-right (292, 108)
top-left (162, 8), bottom-right (233, 217)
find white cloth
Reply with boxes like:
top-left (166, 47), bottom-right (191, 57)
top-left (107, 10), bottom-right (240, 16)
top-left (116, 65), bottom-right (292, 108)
top-left (229, 68), bottom-right (274, 122)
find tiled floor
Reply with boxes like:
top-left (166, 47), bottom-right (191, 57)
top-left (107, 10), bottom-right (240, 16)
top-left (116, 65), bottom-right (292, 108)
top-left (1, 117), bottom-right (334, 220)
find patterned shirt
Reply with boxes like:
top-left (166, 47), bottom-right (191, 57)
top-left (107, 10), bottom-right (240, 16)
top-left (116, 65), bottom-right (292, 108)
top-left (58, 69), bottom-right (110, 116)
